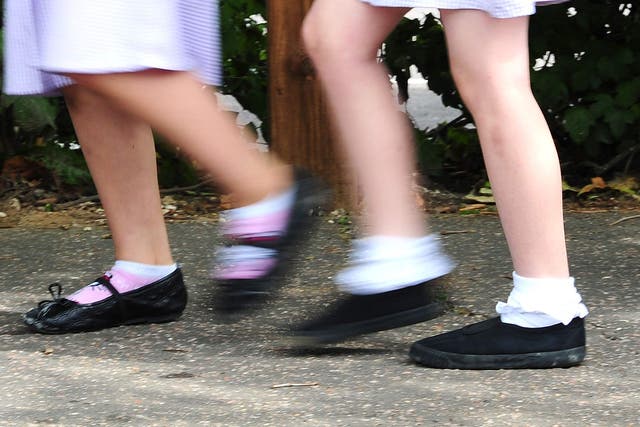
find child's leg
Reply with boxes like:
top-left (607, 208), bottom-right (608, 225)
top-left (410, 10), bottom-right (587, 369)
top-left (440, 10), bottom-right (568, 278)
top-left (290, 0), bottom-right (453, 345)
top-left (63, 85), bottom-right (173, 265)
top-left (24, 86), bottom-right (187, 333)
top-left (303, 0), bottom-right (422, 237)
top-left (62, 70), bottom-right (322, 315)
top-left (65, 70), bottom-right (292, 207)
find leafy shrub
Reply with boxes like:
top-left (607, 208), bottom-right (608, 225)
top-left (385, 1), bottom-right (640, 188)
top-left (220, 0), bottom-right (268, 134)
top-left (2, 1), bottom-right (638, 193)
top-left (383, 14), bottom-right (483, 189)
top-left (530, 1), bottom-right (640, 177)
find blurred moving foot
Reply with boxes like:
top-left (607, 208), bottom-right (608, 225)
top-left (289, 278), bottom-right (446, 346)
top-left (213, 169), bottom-right (328, 315)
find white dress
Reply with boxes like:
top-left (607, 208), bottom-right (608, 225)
top-left (360, 0), bottom-right (569, 18)
top-left (3, 0), bottom-right (221, 95)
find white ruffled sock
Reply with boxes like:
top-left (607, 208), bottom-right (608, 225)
top-left (336, 234), bottom-right (454, 295)
top-left (496, 271), bottom-right (589, 328)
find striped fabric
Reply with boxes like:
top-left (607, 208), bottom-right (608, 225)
top-left (3, 0), bottom-right (221, 96)
top-left (359, 0), bottom-right (570, 18)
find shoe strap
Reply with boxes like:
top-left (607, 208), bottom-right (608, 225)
top-left (222, 233), bottom-right (284, 250)
top-left (96, 275), bottom-right (128, 321)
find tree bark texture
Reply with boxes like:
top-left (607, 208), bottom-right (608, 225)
top-left (267, 0), bottom-right (351, 207)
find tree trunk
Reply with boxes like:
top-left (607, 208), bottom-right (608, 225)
top-left (267, 0), bottom-right (351, 207)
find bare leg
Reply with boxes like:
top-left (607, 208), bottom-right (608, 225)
top-left (25, 85), bottom-right (187, 333)
top-left (440, 10), bottom-right (569, 278)
top-left (289, 0), bottom-right (454, 345)
top-left (65, 71), bottom-right (292, 207)
top-left (408, 10), bottom-right (586, 370)
top-left (63, 85), bottom-right (173, 265)
top-left (303, 0), bottom-right (421, 237)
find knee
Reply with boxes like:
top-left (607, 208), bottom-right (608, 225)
top-left (300, 12), bottom-right (321, 58)
top-left (301, 15), bottom-right (340, 67)
top-left (301, 14), bottom-right (375, 72)
top-left (451, 65), bottom-right (532, 116)
top-left (61, 84), bottom-right (100, 112)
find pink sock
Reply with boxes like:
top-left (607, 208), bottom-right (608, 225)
top-left (223, 209), bottom-right (291, 241)
top-left (222, 186), bottom-right (295, 240)
top-left (67, 262), bottom-right (177, 304)
top-left (214, 187), bottom-right (295, 280)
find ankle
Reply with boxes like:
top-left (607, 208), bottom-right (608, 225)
top-left (337, 234), bottom-right (454, 295)
top-left (496, 272), bottom-right (588, 327)
top-left (234, 165), bottom-right (294, 207)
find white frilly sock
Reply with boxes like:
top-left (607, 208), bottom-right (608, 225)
top-left (336, 234), bottom-right (454, 295)
top-left (496, 271), bottom-right (589, 328)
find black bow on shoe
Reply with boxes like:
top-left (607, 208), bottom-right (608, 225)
top-left (40, 282), bottom-right (63, 306)
top-left (32, 282), bottom-right (65, 318)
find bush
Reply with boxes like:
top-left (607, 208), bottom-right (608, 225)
top-left (385, 1), bottom-right (640, 188)
top-left (383, 13), bottom-right (483, 189)
top-left (531, 1), bottom-right (640, 177)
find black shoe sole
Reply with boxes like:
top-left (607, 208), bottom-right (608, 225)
top-left (289, 302), bottom-right (444, 346)
top-left (409, 344), bottom-right (586, 370)
top-left (25, 311), bottom-right (185, 335)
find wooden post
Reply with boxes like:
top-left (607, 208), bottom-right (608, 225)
top-left (267, 0), bottom-right (349, 207)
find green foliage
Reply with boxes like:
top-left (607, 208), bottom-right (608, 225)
top-left (154, 139), bottom-right (201, 188)
top-left (530, 1), bottom-right (640, 174)
top-left (2, 96), bottom-right (58, 133)
top-left (385, 2), bottom-right (640, 186)
top-left (384, 14), bottom-right (483, 188)
top-left (384, 13), bottom-right (462, 110)
top-left (220, 0), bottom-right (268, 133)
top-left (3, 1), bottom-right (638, 194)
top-left (26, 143), bottom-right (93, 188)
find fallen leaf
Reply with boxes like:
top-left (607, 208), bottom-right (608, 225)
top-left (578, 176), bottom-right (607, 195)
top-left (464, 194), bottom-right (495, 204)
top-left (459, 203), bottom-right (487, 212)
top-left (219, 194), bottom-right (234, 210)
top-left (440, 229), bottom-right (475, 235)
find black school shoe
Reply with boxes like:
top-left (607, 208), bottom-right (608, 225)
top-left (214, 170), bottom-right (327, 315)
top-left (289, 279), bottom-right (446, 346)
top-left (409, 316), bottom-right (586, 370)
top-left (23, 268), bottom-right (187, 334)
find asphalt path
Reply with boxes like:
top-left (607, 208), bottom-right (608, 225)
top-left (1, 212), bottom-right (639, 426)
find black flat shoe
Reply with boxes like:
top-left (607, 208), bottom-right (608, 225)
top-left (214, 169), bottom-right (328, 315)
top-left (289, 279), bottom-right (446, 346)
top-left (409, 316), bottom-right (586, 370)
top-left (23, 268), bottom-right (187, 334)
